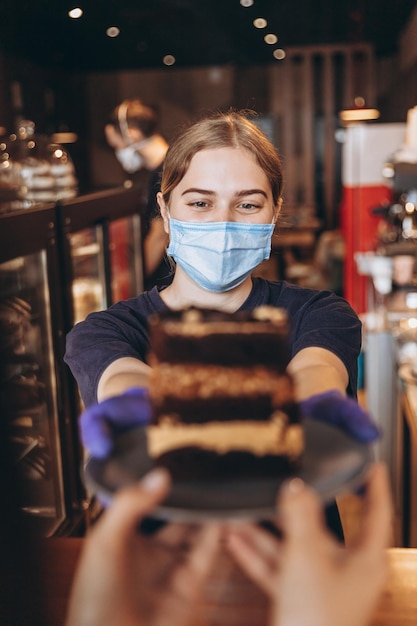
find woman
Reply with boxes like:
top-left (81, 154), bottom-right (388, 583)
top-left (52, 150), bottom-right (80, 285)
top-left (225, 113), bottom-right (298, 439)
top-left (65, 110), bottom-right (378, 538)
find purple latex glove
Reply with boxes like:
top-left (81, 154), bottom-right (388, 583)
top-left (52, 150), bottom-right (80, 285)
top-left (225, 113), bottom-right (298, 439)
top-left (299, 390), bottom-right (380, 443)
top-left (80, 387), bottom-right (152, 458)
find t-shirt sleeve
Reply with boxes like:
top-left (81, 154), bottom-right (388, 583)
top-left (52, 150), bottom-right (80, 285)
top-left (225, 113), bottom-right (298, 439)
top-left (280, 284), bottom-right (362, 397)
top-left (64, 300), bottom-right (150, 407)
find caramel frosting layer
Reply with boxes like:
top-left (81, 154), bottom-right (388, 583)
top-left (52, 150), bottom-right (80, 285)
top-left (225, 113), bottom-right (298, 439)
top-left (147, 415), bottom-right (304, 459)
top-left (149, 364), bottom-right (294, 402)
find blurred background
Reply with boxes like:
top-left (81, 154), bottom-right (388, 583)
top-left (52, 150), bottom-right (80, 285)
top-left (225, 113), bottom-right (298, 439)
top-left (0, 0), bottom-right (416, 221)
top-left (2, 0), bottom-right (417, 554)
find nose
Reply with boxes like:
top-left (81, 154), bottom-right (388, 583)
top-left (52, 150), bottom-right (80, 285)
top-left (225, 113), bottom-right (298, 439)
top-left (212, 205), bottom-right (235, 222)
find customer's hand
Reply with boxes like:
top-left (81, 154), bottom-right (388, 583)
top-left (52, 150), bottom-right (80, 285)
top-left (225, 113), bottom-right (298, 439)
top-left (80, 387), bottom-right (151, 458)
top-left (226, 463), bottom-right (392, 626)
top-left (300, 390), bottom-right (380, 443)
top-left (65, 468), bottom-right (221, 626)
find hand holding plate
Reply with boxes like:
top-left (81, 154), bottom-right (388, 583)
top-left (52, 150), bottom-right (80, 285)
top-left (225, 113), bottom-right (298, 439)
top-left (299, 390), bottom-right (380, 443)
top-left (80, 387), bottom-right (152, 458)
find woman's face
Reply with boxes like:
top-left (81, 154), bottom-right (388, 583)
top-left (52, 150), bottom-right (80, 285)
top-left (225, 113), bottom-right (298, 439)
top-left (159, 147), bottom-right (279, 228)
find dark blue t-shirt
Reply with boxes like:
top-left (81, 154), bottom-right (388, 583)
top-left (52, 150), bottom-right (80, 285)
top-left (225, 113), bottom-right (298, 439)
top-left (65, 277), bottom-right (361, 407)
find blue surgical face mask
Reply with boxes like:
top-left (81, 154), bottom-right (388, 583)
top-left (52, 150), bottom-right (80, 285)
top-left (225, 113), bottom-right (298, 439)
top-left (115, 137), bottom-right (152, 174)
top-left (167, 217), bottom-right (275, 292)
top-left (115, 144), bottom-right (144, 173)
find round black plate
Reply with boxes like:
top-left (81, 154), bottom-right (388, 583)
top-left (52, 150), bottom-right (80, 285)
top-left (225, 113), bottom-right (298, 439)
top-left (84, 420), bottom-right (373, 521)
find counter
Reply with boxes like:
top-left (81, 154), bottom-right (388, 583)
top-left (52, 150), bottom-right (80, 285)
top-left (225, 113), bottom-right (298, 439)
top-left (399, 365), bottom-right (417, 547)
top-left (38, 538), bottom-right (417, 626)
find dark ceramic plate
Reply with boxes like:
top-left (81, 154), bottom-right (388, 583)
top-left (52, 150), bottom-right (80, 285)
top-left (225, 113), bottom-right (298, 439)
top-left (84, 420), bottom-right (373, 521)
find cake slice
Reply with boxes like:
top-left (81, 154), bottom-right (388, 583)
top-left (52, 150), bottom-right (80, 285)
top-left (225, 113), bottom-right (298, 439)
top-left (146, 306), bottom-right (303, 481)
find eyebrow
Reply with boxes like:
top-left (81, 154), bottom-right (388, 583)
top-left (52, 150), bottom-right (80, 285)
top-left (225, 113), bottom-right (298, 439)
top-left (181, 188), bottom-right (215, 196)
top-left (181, 188), bottom-right (268, 198)
top-left (236, 189), bottom-right (268, 199)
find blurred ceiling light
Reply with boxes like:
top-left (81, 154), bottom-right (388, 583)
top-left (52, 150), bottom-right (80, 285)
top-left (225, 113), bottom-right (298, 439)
top-left (163, 54), bottom-right (176, 66)
top-left (408, 316), bottom-right (417, 328)
top-left (264, 33), bottom-right (278, 44)
top-left (253, 18), bottom-right (267, 28)
top-left (382, 162), bottom-right (395, 178)
top-left (338, 107), bottom-right (380, 122)
top-left (68, 8), bottom-right (83, 19)
top-left (273, 48), bottom-right (286, 60)
top-left (240, 0), bottom-right (254, 6)
top-left (51, 132), bottom-right (78, 144)
top-left (106, 26), bottom-right (120, 37)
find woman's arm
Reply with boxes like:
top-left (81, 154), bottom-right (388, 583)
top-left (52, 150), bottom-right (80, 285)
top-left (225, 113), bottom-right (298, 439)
top-left (287, 346), bottom-right (348, 401)
top-left (97, 357), bottom-right (152, 402)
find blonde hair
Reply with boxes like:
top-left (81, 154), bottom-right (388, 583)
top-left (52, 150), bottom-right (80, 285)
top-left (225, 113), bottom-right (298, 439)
top-left (160, 110), bottom-right (283, 206)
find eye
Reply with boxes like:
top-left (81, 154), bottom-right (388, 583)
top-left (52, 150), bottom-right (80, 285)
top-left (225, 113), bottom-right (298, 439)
top-left (188, 200), bottom-right (209, 208)
top-left (240, 202), bottom-right (258, 209)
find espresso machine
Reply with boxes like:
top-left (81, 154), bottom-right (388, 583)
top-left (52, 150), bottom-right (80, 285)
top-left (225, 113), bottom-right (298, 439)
top-left (375, 162), bottom-right (417, 253)
top-left (376, 105), bottom-right (417, 254)
top-left (360, 108), bottom-right (417, 545)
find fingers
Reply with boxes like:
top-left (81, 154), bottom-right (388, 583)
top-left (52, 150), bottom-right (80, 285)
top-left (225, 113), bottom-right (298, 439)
top-left (173, 524), bottom-right (222, 590)
top-left (79, 388), bottom-right (152, 458)
top-left (336, 399), bottom-right (380, 443)
top-left (278, 477), bottom-right (329, 548)
top-left (80, 405), bottom-right (113, 458)
top-left (354, 463), bottom-right (393, 553)
top-left (94, 468), bottom-right (171, 539)
top-left (300, 391), bottom-right (380, 443)
top-left (226, 523), bottom-right (280, 594)
top-left (226, 480), bottom-right (330, 595)
top-left (153, 524), bottom-right (222, 626)
top-left (113, 389), bottom-right (152, 426)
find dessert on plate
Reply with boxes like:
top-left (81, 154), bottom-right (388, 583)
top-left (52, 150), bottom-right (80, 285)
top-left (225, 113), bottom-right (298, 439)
top-left (147, 306), bottom-right (304, 481)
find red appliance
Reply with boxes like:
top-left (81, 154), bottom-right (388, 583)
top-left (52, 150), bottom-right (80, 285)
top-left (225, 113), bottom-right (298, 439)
top-left (340, 123), bottom-right (406, 314)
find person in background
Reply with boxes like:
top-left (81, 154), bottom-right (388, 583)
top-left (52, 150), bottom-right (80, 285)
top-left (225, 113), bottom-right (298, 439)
top-left (105, 98), bottom-right (170, 288)
top-left (66, 109), bottom-right (380, 540)
top-left (64, 463), bottom-right (392, 626)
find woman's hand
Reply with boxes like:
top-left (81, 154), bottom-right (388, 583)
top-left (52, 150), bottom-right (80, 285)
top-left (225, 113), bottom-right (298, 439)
top-left (226, 463), bottom-right (392, 626)
top-left (80, 387), bottom-right (152, 458)
top-left (65, 468), bottom-right (221, 626)
top-left (300, 389), bottom-right (380, 443)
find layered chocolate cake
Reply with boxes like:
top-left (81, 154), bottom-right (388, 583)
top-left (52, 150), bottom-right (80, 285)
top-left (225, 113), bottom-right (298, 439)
top-left (147, 306), bottom-right (304, 481)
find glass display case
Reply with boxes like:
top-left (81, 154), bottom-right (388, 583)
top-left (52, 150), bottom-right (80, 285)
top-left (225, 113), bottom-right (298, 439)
top-left (0, 205), bottom-right (85, 536)
top-left (0, 187), bottom-right (145, 536)
top-left (58, 186), bottom-right (144, 326)
top-left (1, 252), bottom-right (65, 534)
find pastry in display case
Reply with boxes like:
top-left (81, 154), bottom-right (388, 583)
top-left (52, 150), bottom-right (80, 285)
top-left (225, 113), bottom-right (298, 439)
top-left (0, 120), bottom-right (78, 214)
top-left (0, 253), bottom-right (66, 536)
top-left (109, 216), bottom-right (143, 302)
top-left (69, 214), bottom-right (143, 323)
top-left (0, 137), bottom-right (26, 212)
top-left (69, 229), bottom-right (106, 324)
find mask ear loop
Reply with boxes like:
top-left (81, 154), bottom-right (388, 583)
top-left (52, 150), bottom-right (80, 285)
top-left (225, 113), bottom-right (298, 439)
top-left (117, 100), bottom-right (131, 144)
